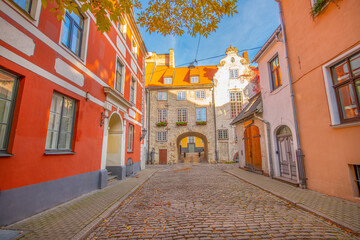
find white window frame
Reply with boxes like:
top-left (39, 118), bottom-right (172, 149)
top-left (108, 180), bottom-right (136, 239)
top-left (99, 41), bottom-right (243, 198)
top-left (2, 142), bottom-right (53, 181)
top-left (117, 15), bottom-right (127, 39)
top-left (218, 129), bottom-right (228, 140)
top-left (164, 77), bottom-right (172, 85)
top-left (188, 136), bottom-right (195, 143)
top-left (59, 9), bottom-right (90, 63)
top-left (157, 131), bottom-right (167, 142)
top-left (322, 44), bottom-right (360, 127)
top-left (177, 109), bottom-right (187, 122)
top-left (157, 109), bottom-right (167, 122)
top-left (177, 91), bottom-right (186, 100)
top-left (158, 92), bottom-right (167, 100)
top-left (6, 0), bottom-right (42, 26)
top-left (131, 38), bottom-right (138, 59)
top-left (196, 90), bottom-right (205, 99)
top-left (196, 108), bottom-right (206, 121)
top-left (230, 69), bottom-right (239, 79)
top-left (130, 76), bottom-right (136, 104)
top-left (127, 124), bottom-right (134, 152)
top-left (115, 57), bottom-right (125, 94)
top-left (190, 76), bottom-right (199, 83)
top-left (45, 92), bottom-right (76, 152)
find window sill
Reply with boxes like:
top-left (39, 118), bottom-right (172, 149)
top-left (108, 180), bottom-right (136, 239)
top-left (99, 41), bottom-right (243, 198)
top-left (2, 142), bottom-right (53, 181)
top-left (44, 151), bottom-right (76, 155)
top-left (59, 44), bottom-right (86, 65)
top-left (0, 152), bottom-right (14, 157)
top-left (127, 150), bottom-right (133, 153)
top-left (330, 121), bottom-right (360, 128)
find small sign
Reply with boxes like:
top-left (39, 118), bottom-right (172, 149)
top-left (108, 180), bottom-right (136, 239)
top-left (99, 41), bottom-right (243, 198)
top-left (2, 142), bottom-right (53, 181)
top-left (244, 120), bottom-right (253, 127)
top-left (129, 109), bottom-right (135, 118)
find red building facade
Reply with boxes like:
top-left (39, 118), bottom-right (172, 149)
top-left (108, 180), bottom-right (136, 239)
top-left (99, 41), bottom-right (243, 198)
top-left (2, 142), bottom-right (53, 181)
top-left (0, 0), bottom-right (146, 225)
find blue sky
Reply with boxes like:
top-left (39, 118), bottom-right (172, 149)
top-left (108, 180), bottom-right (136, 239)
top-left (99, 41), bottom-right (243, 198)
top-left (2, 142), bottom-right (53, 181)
top-left (136, 0), bottom-right (280, 67)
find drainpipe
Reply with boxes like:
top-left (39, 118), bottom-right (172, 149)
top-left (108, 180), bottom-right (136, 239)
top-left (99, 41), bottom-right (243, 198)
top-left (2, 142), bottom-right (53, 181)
top-left (211, 80), bottom-right (218, 163)
top-left (254, 113), bottom-right (274, 178)
top-left (146, 88), bottom-right (151, 165)
top-left (275, 0), bottom-right (307, 189)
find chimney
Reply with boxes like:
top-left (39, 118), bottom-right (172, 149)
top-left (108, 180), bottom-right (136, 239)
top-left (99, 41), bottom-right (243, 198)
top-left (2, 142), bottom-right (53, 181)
top-left (242, 51), bottom-right (249, 63)
top-left (169, 49), bottom-right (175, 68)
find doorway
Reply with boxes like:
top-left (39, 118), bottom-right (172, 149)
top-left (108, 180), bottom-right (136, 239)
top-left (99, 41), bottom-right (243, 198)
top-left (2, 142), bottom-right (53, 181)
top-left (244, 125), bottom-right (262, 171)
top-left (177, 132), bottom-right (208, 163)
top-left (159, 149), bottom-right (167, 164)
top-left (276, 126), bottom-right (297, 180)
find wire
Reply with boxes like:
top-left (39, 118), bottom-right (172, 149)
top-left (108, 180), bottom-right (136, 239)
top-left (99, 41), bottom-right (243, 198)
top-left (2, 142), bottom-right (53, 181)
top-left (177, 46), bottom-right (262, 67)
top-left (194, 35), bottom-right (201, 63)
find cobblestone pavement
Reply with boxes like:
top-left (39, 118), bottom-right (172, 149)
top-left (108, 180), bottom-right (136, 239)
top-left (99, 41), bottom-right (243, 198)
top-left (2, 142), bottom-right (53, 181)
top-left (88, 164), bottom-right (359, 239)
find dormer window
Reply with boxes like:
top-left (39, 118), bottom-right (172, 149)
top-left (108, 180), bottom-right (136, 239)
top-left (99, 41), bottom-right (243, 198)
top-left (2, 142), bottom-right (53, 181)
top-left (164, 77), bottom-right (172, 85)
top-left (190, 76), bottom-right (199, 83)
top-left (230, 69), bottom-right (239, 79)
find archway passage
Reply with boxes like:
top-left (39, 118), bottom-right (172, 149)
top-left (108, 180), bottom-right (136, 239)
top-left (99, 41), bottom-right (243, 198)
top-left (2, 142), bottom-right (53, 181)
top-left (276, 126), bottom-right (297, 180)
top-left (244, 125), bottom-right (262, 171)
top-left (177, 132), bottom-right (208, 164)
top-left (106, 114), bottom-right (123, 168)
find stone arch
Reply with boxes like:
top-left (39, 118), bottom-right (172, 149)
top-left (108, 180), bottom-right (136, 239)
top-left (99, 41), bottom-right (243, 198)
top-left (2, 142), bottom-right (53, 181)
top-left (176, 132), bottom-right (208, 163)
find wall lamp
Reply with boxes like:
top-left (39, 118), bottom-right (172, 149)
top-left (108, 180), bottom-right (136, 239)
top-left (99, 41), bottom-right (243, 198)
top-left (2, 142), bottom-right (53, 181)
top-left (140, 128), bottom-right (147, 141)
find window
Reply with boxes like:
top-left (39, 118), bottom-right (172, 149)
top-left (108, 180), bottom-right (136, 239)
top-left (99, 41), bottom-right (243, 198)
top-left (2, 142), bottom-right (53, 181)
top-left (0, 70), bottom-right (19, 153)
top-left (230, 92), bottom-right (242, 118)
top-left (61, 10), bottom-right (84, 58)
top-left (218, 129), bottom-right (228, 140)
top-left (12, 0), bottom-right (32, 14)
top-left (230, 69), bottom-right (239, 79)
top-left (157, 131), bottom-right (167, 142)
top-left (177, 91), bottom-right (186, 100)
top-left (127, 124), bottom-right (133, 151)
top-left (188, 136), bottom-right (195, 143)
top-left (117, 16), bottom-right (126, 37)
top-left (130, 77), bottom-right (136, 104)
top-left (131, 38), bottom-right (138, 58)
top-left (177, 109), bottom-right (187, 122)
top-left (164, 77), bottom-right (172, 85)
top-left (269, 55), bottom-right (282, 90)
top-left (196, 90), bottom-right (205, 99)
top-left (115, 59), bottom-right (124, 94)
top-left (354, 165), bottom-right (360, 196)
top-left (196, 108), bottom-right (206, 121)
top-left (157, 109), bottom-right (167, 122)
top-left (330, 51), bottom-right (360, 122)
top-left (45, 93), bottom-right (76, 151)
top-left (190, 76), bottom-right (199, 83)
top-left (158, 92), bottom-right (167, 100)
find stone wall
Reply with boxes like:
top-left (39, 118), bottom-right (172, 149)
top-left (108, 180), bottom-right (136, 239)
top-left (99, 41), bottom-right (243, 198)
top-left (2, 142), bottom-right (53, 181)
top-left (148, 88), bottom-right (216, 164)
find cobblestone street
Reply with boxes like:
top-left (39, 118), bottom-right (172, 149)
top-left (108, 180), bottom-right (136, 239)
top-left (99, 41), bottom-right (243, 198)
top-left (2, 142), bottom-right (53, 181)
top-left (88, 164), bottom-right (359, 239)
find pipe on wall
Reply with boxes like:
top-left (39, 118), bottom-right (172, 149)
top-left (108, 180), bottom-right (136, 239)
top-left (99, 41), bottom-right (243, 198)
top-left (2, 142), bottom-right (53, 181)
top-left (274, 0), bottom-right (307, 189)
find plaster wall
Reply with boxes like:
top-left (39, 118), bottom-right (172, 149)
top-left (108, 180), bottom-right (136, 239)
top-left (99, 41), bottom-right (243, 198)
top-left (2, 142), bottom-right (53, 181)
top-left (213, 50), bottom-right (257, 162)
top-left (256, 38), bottom-right (298, 181)
top-left (281, 0), bottom-right (360, 202)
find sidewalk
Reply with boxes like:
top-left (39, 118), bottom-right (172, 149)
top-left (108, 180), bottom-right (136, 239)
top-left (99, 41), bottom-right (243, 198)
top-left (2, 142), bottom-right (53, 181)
top-left (1, 169), bottom-right (157, 240)
top-left (225, 168), bottom-right (360, 235)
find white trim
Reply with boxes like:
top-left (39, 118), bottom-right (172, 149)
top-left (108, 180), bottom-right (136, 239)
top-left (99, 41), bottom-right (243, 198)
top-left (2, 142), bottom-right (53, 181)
top-left (0, 46), bottom-right (104, 107)
top-left (131, 107), bottom-right (143, 115)
top-left (322, 44), bottom-right (360, 125)
top-left (3, 0), bottom-right (42, 27)
top-left (0, 3), bottom-right (109, 88)
top-left (124, 114), bottom-right (142, 127)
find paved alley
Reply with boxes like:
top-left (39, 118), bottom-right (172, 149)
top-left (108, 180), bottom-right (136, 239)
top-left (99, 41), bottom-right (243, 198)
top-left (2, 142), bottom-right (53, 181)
top-left (87, 164), bottom-right (359, 239)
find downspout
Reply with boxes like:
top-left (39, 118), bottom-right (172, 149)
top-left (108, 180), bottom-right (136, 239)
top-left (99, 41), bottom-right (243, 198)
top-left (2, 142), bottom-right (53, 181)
top-left (146, 88), bottom-right (151, 164)
top-left (211, 80), bottom-right (218, 163)
top-left (275, 0), bottom-right (307, 189)
top-left (142, 59), bottom-right (147, 168)
top-left (254, 113), bottom-right (274, 178)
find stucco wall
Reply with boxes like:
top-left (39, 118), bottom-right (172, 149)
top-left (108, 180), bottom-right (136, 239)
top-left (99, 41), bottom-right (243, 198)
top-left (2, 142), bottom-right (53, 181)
top-left (281, 0), bottom-right (360, 202)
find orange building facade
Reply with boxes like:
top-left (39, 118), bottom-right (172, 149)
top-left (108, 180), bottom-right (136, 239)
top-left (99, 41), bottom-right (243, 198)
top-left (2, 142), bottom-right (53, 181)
top-left (0, 0), bottom-right (146, 225)
top-left (278, 0), bottom-right (360, 202)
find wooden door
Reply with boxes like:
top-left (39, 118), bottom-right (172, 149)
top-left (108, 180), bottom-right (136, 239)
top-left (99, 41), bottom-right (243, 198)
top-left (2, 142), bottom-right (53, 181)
top-left (159, 149), bottom-right (167, 164)
top-left (244, 126), bottom-right (262, 171)
top-left (219, 142), bottom-right (229, 162)
top-left (188, 143), bottom-right (195, 153)
top-left (277, 133), bottom-right (297, 180)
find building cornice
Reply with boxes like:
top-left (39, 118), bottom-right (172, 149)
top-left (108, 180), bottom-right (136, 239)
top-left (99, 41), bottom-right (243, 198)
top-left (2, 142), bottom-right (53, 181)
top-left (252, 25), bottom-right (282, 63)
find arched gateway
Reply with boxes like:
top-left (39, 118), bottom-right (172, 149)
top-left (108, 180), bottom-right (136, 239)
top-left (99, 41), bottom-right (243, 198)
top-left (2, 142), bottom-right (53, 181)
top-left (176, 132), bottom-right (209, 163)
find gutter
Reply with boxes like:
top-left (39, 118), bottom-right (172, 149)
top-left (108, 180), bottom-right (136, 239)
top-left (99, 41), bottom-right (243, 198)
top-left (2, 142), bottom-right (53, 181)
top-left (274, 0), bottom-right (307, 189)
top-left (211, 80), bottom-right (218, 163)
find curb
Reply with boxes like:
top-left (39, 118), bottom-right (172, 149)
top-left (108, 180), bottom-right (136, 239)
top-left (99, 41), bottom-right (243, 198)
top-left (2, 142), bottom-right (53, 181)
top-left (71, 169), bottom-right (157, 240)
top-left (224, 169), bottom-right (360, 237)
